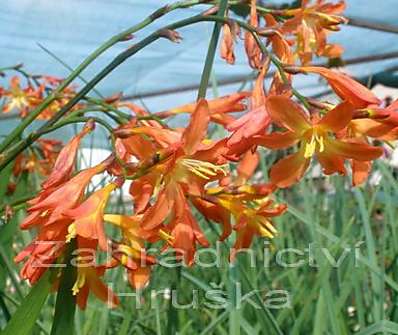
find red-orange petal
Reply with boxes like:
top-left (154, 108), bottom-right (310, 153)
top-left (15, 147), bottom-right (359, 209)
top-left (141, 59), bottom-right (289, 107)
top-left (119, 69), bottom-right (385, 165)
top-left (317, 101), bottom-right (354, 132)
top-left (329, 139), bottom-right (383, 161)
top-left (254, 131), bottom-right (299, 149)
top-left (141, 191), bottom-right (173, 230)
top-left (237, 150), bottom-right (259, 181)
top-left (266, 96), bottom-right (310, 133)
top-left (351, 160), bottom-right (372, 186)
top-left (317, 150), bottom-right (346, 175)
top-left (270, 150), bottom-right (310, 188)
top-left (128, 267), bottom-right (151, 290)
top-left (301, 67), bottom-right (380, 108)
top-left (182, 99), bottom-right (210, 155)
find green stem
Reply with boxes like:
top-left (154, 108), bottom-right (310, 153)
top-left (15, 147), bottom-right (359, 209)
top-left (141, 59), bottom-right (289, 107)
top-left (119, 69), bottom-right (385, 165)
top-left (50, 241), bottom-right (77, 335)
top-left (0, 0), bottom-right (210, 154)
top-left (197, 0), bottom-right (229, 100)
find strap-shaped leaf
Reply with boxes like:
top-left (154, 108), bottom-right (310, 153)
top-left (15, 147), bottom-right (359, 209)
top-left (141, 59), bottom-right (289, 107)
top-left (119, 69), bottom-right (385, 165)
top-left (2, 271), bottom-right (51, 335)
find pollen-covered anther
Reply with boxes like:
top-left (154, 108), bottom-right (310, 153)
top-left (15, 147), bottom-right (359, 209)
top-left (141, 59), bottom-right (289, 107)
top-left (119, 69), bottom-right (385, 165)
top-left (158, 229), bottom-right (174, 244)
top-left (257, 218), bottom-right (277, 238)
top-left (304, 132), bottom-right (325, 158)
top-left (72, 272), bottom-right (86, 295)
top-left (66, 223), bottom-right (76, 243)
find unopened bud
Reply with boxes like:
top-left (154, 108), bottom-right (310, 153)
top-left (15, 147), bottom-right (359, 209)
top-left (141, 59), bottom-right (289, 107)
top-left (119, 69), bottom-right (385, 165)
top-left (113, 128), bottom-right (135, 138)
top-left (82, 119), bottom-right (96, 134)
top-left (283, 65), bottom-right (304, 74)
top-left (119, 34), bottom-right (135, 42)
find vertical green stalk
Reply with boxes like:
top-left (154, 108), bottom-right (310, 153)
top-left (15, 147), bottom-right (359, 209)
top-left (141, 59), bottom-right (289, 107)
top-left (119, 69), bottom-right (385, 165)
top-left (166, 266), bottom-right (181, 335)
top-left (197, 0), bottom-right (229, 100)
top-left (50, 240), bottom-right (77, 335)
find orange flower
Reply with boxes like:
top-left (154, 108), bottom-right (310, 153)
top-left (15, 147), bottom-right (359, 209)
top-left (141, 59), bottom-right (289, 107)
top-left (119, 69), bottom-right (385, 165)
top-left (298, 66), bottom-right (380, 108)
top-left (2, 76), bottom-right (40, 114)
top-left (26, 156), bottom-right (114, 227)
top-left (256, 96), bottom-right (383, 188)
top-left (104, 214), bottom-right (157, 289)
top-left (350, 99), bottom-right (398, 140)
top-left (120, 100), bottom-right (227, 264)
top-left (42, 120), bottom-right (95, 190)
top-left (333, 100), bottom-right (398, 185)
top-left (11, 139), bottom-right (61, 180)
top-left (199, 184), bottom-right (285, 259)
top-left (66, 179), bottom-right (123, 250)
top-left (72, 239), bottom-right (119, 310)
top-left (192, 149), bottom-right (284, 254)
top-left (281, 0), bottom-right (347, 64)
top-left (15, 221), bottom-right (69, 284)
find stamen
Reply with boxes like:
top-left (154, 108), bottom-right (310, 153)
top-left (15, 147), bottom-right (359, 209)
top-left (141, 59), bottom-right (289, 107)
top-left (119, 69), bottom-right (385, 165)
top-left (304, 135), bottom-right (316, 158)
top-left (181, 159), bottom-right (227, 180)
top-left (159, 229), bottom-right (174, 243)
top-left (304, 132), bottom-right (325, 158)
top-left (66, 223), bottom-right (76, 243)
top-left (72, 272), bottom-right (86, 295)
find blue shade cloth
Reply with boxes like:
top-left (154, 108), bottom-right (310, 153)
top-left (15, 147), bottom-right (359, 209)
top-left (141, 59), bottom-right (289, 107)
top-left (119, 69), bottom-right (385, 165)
top-left (0, 0), bottom-right (397, 147)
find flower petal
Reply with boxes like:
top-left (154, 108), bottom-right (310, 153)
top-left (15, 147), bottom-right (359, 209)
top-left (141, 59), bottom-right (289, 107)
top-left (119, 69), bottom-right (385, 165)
top-left (128, 267), bottom-right (151, 290)
top-left (270, 150), bottom-right (310, 188)
top-left (182, 99), bottom-right (210, 155)
top-left (237, 150), bottom-right (259, 181)
top-left (301, 67), bottom-right (380, 108)
top-left (317, 150), bottom-right (346, 175)
top-left (141, 190), bottom-right (173, 230)
top-left (329, 139), bottom-right (383, 161)
top-left (318, 101), bottom-right (354, 132)
top-left (254, 131), bottom-right (299, 149)
top-left (266, 96), bottom-right (310, 133)
top-left (351, 160), bottom-right (372, 186)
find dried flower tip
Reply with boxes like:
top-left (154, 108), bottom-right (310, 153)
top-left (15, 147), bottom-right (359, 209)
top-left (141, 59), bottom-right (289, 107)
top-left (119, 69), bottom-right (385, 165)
top-left (159, 29), bottom-right (182, 43)
top-left (82, 119), bottom-right (96, 134)
top-left (202, 5), bottom-right (219, 16)
top-left (104, 92), bottom-right (123, 104)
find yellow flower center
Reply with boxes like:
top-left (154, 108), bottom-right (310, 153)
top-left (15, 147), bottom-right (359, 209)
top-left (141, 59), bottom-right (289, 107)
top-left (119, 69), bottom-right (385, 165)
top-left (304, 131), bottom-right (325, 158)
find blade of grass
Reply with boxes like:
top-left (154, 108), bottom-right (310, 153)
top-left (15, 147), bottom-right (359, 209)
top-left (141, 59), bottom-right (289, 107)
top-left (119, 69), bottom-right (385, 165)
top-left (2, 271), bottom-right (51, 335)
top-left (354, 188), bottom-right (382, 323)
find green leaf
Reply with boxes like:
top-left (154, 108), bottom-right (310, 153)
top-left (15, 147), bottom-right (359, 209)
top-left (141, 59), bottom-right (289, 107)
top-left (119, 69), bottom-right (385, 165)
top-left (1, 271), bottom-right (51, 335)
